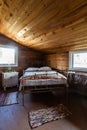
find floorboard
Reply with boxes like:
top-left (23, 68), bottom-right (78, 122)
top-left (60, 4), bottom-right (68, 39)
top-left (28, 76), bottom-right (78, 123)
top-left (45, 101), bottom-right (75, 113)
top-left (0, 91), bottom-right (87, 130)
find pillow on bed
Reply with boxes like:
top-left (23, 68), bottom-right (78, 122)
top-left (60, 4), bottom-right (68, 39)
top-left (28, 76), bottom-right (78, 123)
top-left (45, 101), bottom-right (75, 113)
top-left (39, 66), bottom-right (51, 71)
top-left (25, 67), bottom-right (39, 72)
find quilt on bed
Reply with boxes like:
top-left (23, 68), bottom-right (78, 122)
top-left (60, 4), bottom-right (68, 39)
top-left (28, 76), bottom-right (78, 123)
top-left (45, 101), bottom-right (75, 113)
top-left (19, 70), bottom-right (67, 91)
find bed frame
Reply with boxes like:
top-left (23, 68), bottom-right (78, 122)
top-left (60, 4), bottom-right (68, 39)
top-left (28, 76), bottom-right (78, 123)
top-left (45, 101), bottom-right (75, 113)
top-left (21, 84), bottom-right (68, 106)
top-left (20, 70), bottom-right (68, 106)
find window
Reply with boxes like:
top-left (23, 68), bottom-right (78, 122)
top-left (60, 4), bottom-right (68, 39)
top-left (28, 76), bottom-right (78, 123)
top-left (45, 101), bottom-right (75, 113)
top-left (0, 45), bottom-right (18, 67)
top-left (69, 50), bottom-right (87, 71)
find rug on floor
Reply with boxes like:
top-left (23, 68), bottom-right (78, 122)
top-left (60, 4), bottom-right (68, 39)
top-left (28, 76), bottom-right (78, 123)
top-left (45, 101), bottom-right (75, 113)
top-left (0, 92), bottom-right (18, 106)
top-left (28, 104), bottom-right (71, 129)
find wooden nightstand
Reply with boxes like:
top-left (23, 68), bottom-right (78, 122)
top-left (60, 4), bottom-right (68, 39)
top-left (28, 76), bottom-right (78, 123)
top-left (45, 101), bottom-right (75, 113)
top-left (2, 71), bottom-right (19, 91)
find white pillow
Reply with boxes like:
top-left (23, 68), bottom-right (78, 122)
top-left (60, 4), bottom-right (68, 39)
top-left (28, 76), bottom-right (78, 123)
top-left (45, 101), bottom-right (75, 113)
top-left (39, 66), bottom-right (51, 71)
top-left (25, 67), bottom-right (39, 72)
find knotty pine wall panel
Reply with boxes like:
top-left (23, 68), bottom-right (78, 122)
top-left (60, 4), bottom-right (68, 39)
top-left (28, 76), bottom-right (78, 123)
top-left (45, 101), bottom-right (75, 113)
top-left (0, 34), bottom-right (44, 76)
top-left (45, 52), bottom-right (69, 71)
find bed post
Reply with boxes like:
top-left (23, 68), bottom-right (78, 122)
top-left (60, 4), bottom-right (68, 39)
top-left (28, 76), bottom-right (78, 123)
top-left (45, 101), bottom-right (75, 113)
top-left (65, 76), bottom-right (69, 105)
top-left (22, 85), bottom-right (24, 106)
top-left (22, 70), bottom-right (25, 106)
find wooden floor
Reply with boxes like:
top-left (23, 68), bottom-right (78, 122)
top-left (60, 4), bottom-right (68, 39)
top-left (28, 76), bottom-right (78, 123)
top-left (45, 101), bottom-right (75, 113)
top-left (0, 90), bottom-right (87, 130)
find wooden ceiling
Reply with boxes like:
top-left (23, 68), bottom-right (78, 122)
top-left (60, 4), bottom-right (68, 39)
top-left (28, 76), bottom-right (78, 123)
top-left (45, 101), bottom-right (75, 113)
top-left (0, 0), bottom-right (87, 54)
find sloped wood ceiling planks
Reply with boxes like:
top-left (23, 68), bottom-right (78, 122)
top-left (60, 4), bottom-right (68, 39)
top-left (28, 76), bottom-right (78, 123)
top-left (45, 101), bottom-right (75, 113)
top-left (0, 0), bottom-right (87, 54)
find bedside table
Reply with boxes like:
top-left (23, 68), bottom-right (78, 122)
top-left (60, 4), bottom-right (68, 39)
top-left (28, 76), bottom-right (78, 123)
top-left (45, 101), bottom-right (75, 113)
top-left (2, 72), bottom-right (19, 91)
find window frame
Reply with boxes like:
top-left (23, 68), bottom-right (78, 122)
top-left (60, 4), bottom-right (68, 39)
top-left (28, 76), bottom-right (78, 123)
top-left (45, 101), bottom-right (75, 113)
top-left (0, 45), bottom-right (18, 67)
top-left (69, 50), bottom-right (87, 72)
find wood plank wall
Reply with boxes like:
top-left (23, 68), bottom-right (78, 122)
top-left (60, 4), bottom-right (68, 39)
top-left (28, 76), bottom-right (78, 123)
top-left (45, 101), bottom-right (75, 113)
top-left (45, 52), bottom-right (69, 72)
top-left (0, 34), bottom-right (45, 76)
